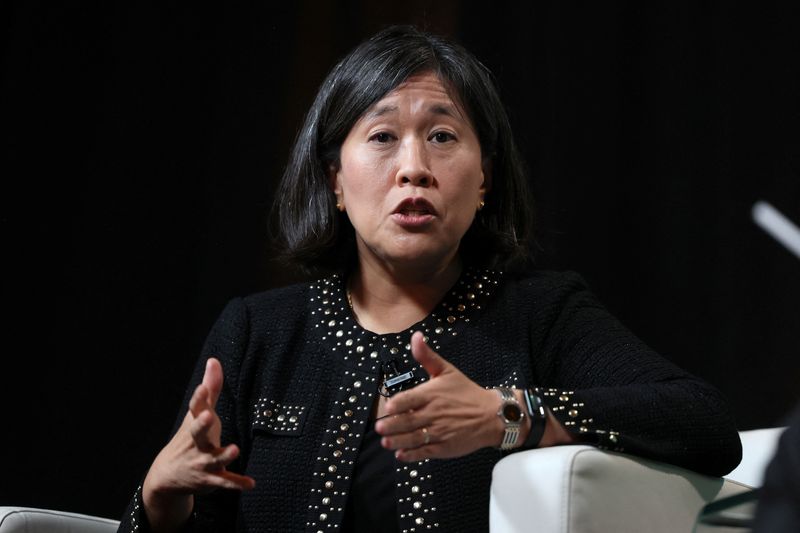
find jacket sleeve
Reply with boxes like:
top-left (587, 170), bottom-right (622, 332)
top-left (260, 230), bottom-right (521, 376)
top-left (117, 298), bottom-right (251, 533)
top-left (530, 272), bottom-right (742, 477)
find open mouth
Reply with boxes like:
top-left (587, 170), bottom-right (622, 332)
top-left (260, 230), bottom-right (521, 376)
top-left (391, 197), bottom-right (437, 228)
top-left (393, 198), bottom-right (437, 217)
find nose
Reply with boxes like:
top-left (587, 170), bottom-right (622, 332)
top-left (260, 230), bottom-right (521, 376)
top-left (395, 138), bottom-right (433, 187)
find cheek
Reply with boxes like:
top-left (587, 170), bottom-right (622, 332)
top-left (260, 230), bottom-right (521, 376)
top-left (453, 201), bottom-right (479, 231)
top-left (340, 154), bottom-right (392, 196)
top-left (443, 172), bottom-right (483, 229)
top-left (340, 171), bottom-right (385, 230)
top-left (441, 189), bottom-right (480, 232)
top-left (443, 159), bottom-right (484, 198)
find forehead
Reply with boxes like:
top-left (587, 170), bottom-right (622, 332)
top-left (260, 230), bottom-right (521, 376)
top-left (387, 71), bottom-right (451, 99)
top-left (358, 71), bottom-right (470, 123)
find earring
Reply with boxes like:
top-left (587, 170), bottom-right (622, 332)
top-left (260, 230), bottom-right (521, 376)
top-left (336, 202), bottom-right (345, 212)
top-left (477, 200), bottom-right (485, 211)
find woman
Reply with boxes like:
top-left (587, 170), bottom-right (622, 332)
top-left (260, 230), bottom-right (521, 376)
top-left (120, 26), bottom-right (741, 532)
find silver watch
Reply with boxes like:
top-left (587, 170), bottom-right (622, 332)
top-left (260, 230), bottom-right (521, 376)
top-left (495, 387), bottom-right (525, 450)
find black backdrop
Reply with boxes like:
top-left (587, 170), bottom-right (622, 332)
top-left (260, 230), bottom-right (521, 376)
top-left (3, 2), bottom-right (799, 520)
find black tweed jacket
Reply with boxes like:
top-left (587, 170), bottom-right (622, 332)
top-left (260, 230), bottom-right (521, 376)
top-left (119, 269), bottom-right (742, 532)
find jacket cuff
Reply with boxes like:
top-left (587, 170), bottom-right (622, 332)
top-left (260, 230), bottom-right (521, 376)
top-left (537, 387), bottom-right (624, 452)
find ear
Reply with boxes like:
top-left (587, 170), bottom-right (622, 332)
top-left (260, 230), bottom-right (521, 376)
top-left (328, 163), bottom-right (344, 208)
top-left (480, 158), bottom-right (492, 200)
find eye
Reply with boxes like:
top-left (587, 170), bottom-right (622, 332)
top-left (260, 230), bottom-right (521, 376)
top-left (431, 131), bottom-right (456, 143)
top-left (369, 132), bottom-right (394, 143)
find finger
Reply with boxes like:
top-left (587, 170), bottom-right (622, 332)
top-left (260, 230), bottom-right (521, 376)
top-left (203, 357), bottom-right (224, 409)
top-left (213, 470), bottom-right (257, 491)
top-left (200, 444), bottom-right (240, 472)
top-left (199, 468), bottom-right (256, 492)
top-left (410, 331), bottom-right (449, 377)
top-left (212, 444), bottom-right (242, 470)
top-left (383, 387), bottom-right (428, 416)
top-left (395, 444), bottom-right (438, 463)
top-left (375, 410), bottom-right (427, 436)
top-left (189, 383), bottom-right (210, 418)
top-left (380, 426), bottom-right (435, 451)
top-left (383, 333), bottom-right (448, 416)
top-left (190, 409), bottom-right (217, 451)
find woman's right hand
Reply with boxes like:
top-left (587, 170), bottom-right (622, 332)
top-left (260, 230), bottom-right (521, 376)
top-left (142, 357), bottom-right (256, 532)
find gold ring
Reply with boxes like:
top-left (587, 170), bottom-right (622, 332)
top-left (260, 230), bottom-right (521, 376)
top-left (421, 427), bottom-right (431, 445)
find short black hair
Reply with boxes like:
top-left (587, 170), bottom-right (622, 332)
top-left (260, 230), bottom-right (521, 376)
top-left (275, 25), bottom-right (534, 273)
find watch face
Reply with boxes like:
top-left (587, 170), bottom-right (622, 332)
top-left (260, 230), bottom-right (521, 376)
top-left (503, 404), bottom-right (522, 422)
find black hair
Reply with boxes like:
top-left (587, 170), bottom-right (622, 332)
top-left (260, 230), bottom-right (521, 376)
top-left (274, 25), bottom-right (534, 273)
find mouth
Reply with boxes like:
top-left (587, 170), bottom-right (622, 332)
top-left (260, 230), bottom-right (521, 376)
top-left (392, 197), bottom-right (438, 217)
top-left (391, 197), bottom-right (437, 228)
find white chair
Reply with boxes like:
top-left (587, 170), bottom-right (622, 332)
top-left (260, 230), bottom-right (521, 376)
top-left (725, 428), bottom-right (783, 488)
top-left (0, 507), bottom-right (119, 533)
top-left (489, 428), bottom-right (785, 533)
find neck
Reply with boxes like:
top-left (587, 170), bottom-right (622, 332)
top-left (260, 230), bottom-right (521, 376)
top-left (348, 254), bottom-right (463, 334)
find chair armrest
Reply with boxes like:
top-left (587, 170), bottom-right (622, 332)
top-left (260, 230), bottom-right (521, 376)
top-left (725, 427), bottom-right (786, 488)
top-left (0, 507), bottom-right (119, 533)
top-left (490, 445), bottom-right (751, 533)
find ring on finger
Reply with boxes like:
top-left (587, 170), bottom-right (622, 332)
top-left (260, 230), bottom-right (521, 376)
top-left (421, 426), bottom-right (431, 446)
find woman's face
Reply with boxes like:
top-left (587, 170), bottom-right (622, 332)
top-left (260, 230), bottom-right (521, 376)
top-left (332, 71), bottom-right (487, 271)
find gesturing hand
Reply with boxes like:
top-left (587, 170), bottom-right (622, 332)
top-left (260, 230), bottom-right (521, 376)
top-left (375, 331), bottom-right (503, 462)
top-left (142, 358), bottom-right (255, 531)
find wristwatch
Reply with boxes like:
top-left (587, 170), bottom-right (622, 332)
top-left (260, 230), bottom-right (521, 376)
top-left (494, 387), bottom-right (525, 450)
top-left (522, 388), bottom-right (548, 449)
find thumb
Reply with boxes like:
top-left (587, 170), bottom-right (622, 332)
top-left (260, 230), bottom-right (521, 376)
top-left (410, 331), bottom-right (449, 378)
top-left (203, 357), bottom-right (224, 408)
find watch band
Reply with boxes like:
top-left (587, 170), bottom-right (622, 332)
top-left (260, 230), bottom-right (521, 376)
top-left (495, 387), bottom-right (525, 450)
top-left (522, 388), bottom-right (548, 449)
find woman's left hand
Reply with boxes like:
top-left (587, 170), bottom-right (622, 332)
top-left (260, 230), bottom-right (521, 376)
top-left (375, 331), bottom-right (504, 461)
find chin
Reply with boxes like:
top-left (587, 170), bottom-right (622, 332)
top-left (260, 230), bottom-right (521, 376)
top-left (357, 233), bottom-right (461, 270)
top-left (383, 245), bottom-right (459, 271)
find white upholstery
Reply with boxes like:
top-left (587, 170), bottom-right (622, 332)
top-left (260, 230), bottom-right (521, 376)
top-left (725, 427), bottom-right (785, 488)
top-left (0, 507), bottom-right (119, 533)
top-left (490, 446), bottom-right (751, 533)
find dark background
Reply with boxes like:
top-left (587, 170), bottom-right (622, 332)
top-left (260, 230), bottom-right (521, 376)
top-left (3, 1), bottom-right (799, 520)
